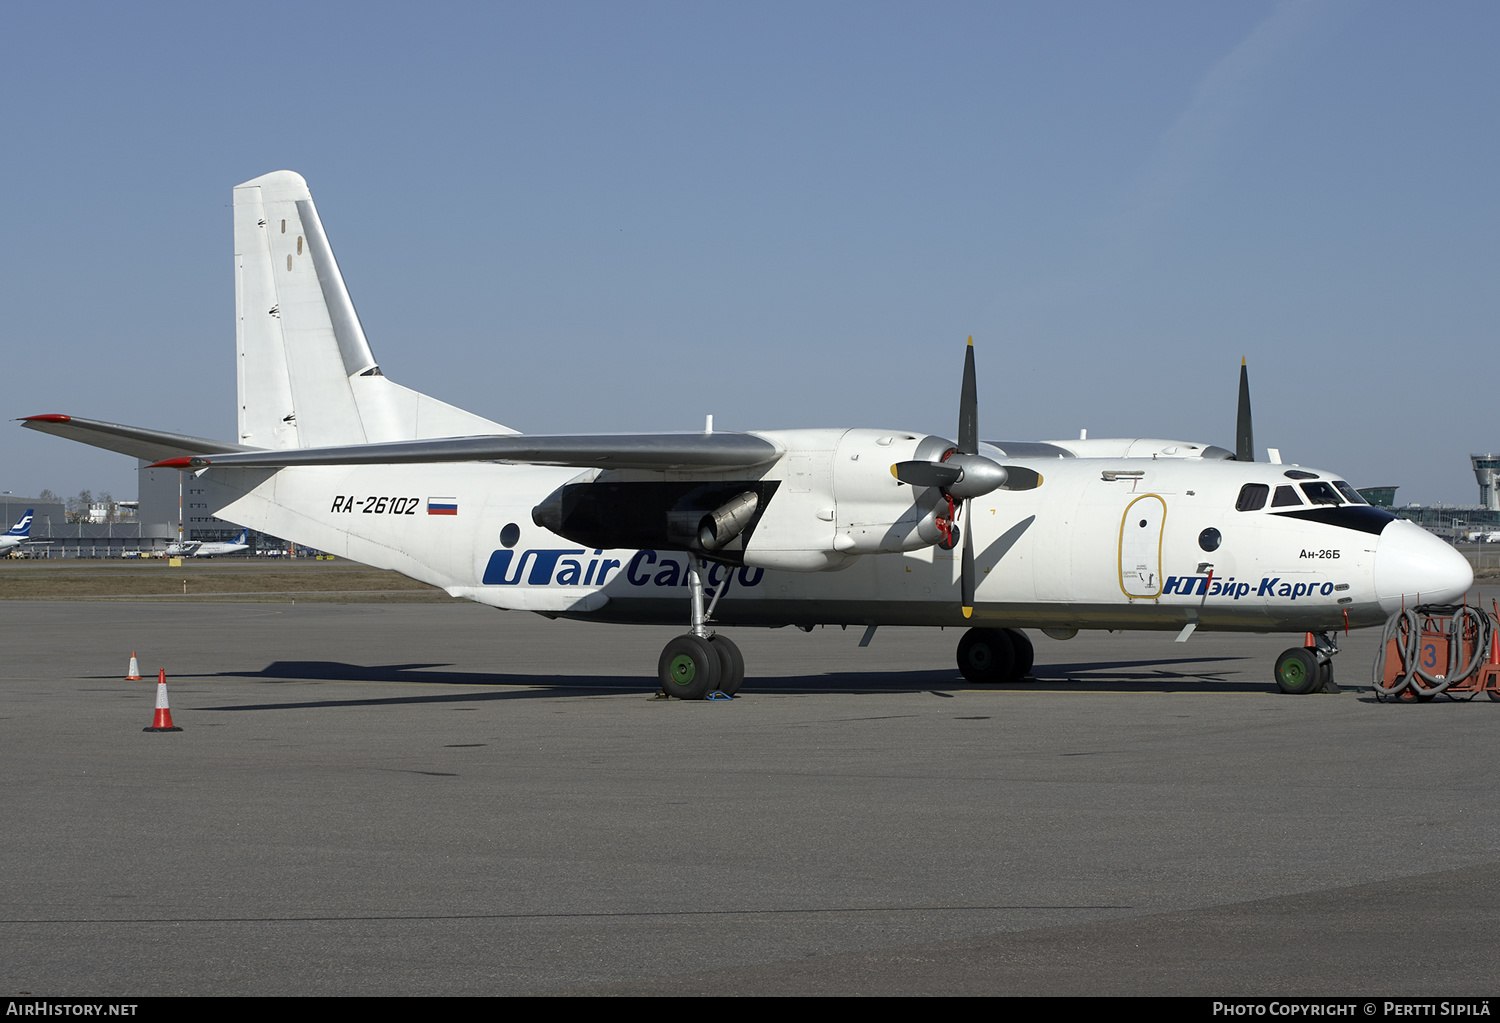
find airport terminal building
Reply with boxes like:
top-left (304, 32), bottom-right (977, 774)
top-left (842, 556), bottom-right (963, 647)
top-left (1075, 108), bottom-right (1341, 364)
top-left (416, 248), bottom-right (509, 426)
top-left (4, 464), bottom-right (292, 557)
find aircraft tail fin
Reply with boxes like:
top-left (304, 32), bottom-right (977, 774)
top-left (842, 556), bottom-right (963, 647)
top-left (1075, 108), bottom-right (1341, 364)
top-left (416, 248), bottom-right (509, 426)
top-left (234, 528), bottom-right (249, 546)
top-left (6, 510), bottom-right (33, 537)
top-left (233, 171), bottom-right (515, 450)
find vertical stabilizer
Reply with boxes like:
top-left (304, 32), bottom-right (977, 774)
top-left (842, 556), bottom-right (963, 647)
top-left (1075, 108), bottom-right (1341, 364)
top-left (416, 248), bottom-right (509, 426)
top-left (233, 171), bottom-right (513, 450)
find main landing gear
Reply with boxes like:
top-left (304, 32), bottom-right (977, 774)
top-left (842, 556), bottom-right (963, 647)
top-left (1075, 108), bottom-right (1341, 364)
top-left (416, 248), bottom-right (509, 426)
top-left (1273, 632), bottom-right (1340, 695)
top-left (657, 558), bottom-right (745, 700)
top-left (956, 627), bottom-right (1035, 685)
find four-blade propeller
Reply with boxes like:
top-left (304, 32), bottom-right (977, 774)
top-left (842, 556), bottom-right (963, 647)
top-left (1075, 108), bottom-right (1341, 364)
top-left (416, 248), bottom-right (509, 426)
top-left (894, 347), bottom-right (1258, 617)
top-left (890, 337), bottom-right (1022, 618)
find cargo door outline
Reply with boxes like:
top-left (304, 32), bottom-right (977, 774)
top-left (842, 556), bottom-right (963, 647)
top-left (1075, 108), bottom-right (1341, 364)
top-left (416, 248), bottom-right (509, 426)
top-left (1118, 494), bottom-right (1166, 599)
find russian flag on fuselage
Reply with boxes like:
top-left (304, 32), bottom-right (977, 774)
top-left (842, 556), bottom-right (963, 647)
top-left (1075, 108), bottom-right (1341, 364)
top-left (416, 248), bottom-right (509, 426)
top-left (427, 497), bottom-right (458, 516)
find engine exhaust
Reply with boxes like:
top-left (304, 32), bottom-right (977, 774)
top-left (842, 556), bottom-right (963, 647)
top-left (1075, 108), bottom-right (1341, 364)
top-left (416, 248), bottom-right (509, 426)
top-left (696, 491), bottom-right (759, 550)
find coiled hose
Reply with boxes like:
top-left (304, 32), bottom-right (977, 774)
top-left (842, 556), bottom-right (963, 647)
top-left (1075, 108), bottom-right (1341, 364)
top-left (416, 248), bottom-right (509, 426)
top-left (1371, 604), bottom-right (1492, 698)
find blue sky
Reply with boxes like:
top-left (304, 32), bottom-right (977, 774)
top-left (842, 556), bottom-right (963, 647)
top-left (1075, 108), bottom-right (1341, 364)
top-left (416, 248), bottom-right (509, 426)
top-left (2, 1), bottom-right (1496, 505)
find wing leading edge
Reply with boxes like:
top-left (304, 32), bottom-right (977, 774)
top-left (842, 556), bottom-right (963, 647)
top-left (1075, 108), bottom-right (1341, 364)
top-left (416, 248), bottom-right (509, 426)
top-left (147, 432), bottom-right (784, 472)
top-left (20, 415), bottom-right (257, 462)
top-left (23, 413), bottom-right (783, 472)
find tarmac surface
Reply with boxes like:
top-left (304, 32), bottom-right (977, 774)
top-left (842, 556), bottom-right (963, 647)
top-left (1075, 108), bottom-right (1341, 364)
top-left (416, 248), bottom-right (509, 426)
top-left (3, 593), bottom-right (1499, 996)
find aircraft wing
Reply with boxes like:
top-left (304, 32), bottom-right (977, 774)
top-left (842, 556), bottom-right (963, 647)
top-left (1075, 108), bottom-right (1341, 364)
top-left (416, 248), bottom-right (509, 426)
top-left (20, 415), bottom-right (256, 462)
top-left (146, 432), bottom-right (784, 472)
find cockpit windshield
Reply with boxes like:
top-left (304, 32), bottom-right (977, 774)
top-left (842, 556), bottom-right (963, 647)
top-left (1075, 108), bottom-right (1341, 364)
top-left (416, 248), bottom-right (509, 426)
top-left (1333, 481), bottom-right (1367, 505)
top-left (1300, 481), bottom-right (1342, 506)
top-left (1238, 479), bottom-right (1370, 511)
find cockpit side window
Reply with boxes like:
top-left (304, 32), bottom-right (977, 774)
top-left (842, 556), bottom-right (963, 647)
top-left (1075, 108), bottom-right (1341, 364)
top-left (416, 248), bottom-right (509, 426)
top-left (1333, 481), bottom-right (1367, 505)
top-left (1300, 482), bottom-right (1342, 506)
top-left (1235, 483), bottom-right (1269, 511)
top-left (1272, 485), bottom-right (1303, 507)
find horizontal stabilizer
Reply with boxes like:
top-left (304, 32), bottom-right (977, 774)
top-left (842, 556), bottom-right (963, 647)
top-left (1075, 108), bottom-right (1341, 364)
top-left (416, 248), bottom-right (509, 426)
top-left (21, 415), bottom-right (256, 463)
top-left (149, 432), bottom-right (783, 472)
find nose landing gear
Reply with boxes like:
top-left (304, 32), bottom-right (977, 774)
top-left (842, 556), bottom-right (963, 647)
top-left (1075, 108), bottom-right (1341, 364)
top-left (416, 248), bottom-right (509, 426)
top-left (657, 557), bottom-right (744, 699)
top-left (1274, 632), bottom-right (1339, 694)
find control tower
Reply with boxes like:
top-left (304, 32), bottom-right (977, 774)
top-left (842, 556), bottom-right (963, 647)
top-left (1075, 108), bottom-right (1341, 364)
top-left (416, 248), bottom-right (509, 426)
top-left (1472, 454), bottom-right (1500, 511)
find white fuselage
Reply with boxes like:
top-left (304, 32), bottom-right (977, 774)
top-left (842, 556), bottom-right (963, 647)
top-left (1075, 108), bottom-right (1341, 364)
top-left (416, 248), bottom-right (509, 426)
top-left (192, 429), bottom-right (1471, 635)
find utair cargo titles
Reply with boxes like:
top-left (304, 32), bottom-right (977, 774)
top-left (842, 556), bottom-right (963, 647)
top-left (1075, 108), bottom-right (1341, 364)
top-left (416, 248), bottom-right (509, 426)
top-left (1162, 573), bottom-right (1350, 601)
top-left (482, 547), bottom-right (765, 589)
top-left (482, 547), bottom-right (1338, 606)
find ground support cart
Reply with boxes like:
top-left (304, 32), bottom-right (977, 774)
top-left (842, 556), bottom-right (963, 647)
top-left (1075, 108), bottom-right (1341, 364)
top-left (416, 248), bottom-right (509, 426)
top-left (1372, 603), bottom-right (1500, 702)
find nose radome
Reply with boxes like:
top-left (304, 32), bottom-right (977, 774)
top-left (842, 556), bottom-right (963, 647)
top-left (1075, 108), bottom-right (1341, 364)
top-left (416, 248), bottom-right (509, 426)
top-left (1375, 520), bottom-right (1473, 610)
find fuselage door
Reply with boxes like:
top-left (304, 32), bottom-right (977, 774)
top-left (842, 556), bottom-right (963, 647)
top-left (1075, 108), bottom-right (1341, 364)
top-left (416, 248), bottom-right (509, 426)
top-left (1119, 494), bottom-right (1167, 599)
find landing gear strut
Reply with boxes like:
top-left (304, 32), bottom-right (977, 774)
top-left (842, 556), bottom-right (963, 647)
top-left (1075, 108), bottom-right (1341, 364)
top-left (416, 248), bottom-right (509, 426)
top-left (1274, 632), bottom-right (1339, 694)
top-left (956, 627), bottom-right (1034, 684)
top-left (657, 557), bottom-right (744, 699)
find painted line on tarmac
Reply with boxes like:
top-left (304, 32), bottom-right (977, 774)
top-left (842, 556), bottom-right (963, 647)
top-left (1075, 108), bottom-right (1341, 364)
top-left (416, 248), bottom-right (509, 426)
top-left (0, 902), bottom-right (1134, 926)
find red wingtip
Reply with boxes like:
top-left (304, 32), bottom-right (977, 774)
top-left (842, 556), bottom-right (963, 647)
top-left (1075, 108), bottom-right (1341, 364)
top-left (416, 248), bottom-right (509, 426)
top-left (20, 414), bottom-right (73, 423)
top-left (149, 456), bottom-right (200, 468)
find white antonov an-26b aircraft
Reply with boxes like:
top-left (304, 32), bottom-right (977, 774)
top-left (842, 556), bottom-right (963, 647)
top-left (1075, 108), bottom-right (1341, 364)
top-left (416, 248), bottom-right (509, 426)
top-left (22, 171), bottom-right (1471, 699)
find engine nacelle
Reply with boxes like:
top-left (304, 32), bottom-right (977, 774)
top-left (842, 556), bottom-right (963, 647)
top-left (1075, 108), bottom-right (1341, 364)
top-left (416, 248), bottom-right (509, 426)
top-left (532, 428), bottom-right (975, 572)
top-left (737, 428), bottom-right (955, 569)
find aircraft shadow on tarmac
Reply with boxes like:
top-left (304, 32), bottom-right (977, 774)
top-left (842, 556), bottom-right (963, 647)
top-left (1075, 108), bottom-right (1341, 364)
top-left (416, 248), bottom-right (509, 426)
top-left (201, 655), bottom-right (1270, 711)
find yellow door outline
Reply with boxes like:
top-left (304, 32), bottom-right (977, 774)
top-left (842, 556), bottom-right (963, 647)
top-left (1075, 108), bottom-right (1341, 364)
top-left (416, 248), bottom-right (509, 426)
top-left (1118, 494), bottom-right (1166, 599)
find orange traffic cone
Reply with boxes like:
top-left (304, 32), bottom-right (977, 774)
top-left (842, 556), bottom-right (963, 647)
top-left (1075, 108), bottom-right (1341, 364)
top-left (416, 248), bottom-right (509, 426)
top-left (1304, 632), bottom-right (1316, 648)
top-left (125, 652), bottom-right (142, 681)
top-left (144, 669), bottom-right (182, 732)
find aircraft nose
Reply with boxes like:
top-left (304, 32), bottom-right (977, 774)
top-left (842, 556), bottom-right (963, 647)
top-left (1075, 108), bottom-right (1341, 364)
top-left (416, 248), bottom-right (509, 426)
top-left (1375, 520), bottom-right (1473, 611)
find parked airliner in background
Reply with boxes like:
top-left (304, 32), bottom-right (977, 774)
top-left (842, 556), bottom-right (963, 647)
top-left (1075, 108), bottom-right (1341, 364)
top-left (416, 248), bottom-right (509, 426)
top-left (0, 510), bottom-right (48, 556)
top-left (163, 528), bottom-right (250, 559)
top-left (21, 171), bottom-right (1472, 698)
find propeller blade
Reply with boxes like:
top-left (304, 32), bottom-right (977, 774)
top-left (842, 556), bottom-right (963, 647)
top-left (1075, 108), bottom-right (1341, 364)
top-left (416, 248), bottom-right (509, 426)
top-left (958, 336), bottom-right (978, 455)
top-left (1236, 357), bottom-right (1254, 462)
top-left (998, 466), bottom-right (1043, 491)
top-left (961, 498), bottom-right (975, 617)
top-left (892, 460), bottom-right (963, 488)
